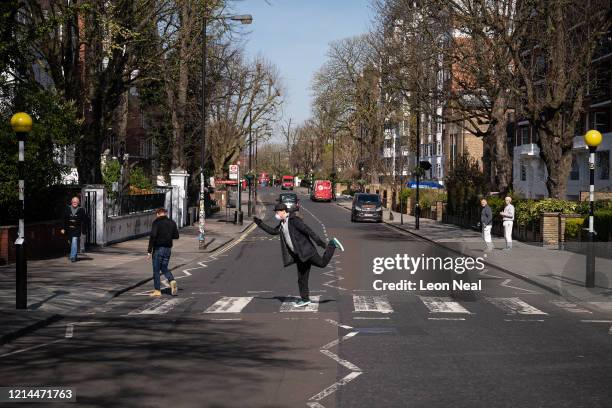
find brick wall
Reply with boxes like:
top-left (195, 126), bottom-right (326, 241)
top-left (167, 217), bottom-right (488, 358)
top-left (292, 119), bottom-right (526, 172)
top-left (579, 191), bottom-right (612, 201)
top-left (0, 220), bottom-right (68, 265)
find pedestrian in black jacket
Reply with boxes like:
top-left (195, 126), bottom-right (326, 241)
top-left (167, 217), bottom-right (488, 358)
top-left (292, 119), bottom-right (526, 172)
top-left (61, 196), bottom-right (88, 262)
top-left (254, 203), bottom-right (344, 307)
top-left (147, 208), bottom-right (179, 297)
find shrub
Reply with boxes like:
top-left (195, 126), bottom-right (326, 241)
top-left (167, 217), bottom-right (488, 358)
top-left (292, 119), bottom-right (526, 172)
top-left (445, 154), bottom-right (487, 215)
top-left (594, 209), bottom-right (612, 241)
top-left (564, 217), bottom-right (584, 240)
top-left (514, 198), bottom-right (580, 225)
top-left (129, 166), bottom-right (154, 190)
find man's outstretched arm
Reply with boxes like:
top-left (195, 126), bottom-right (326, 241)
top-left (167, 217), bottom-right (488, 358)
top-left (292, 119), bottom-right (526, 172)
top-left (253, 217), bottom-right (279, 235)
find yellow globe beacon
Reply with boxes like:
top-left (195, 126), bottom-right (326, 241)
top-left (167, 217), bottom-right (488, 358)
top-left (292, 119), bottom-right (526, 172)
top-left (10, 112), bottom-right (33, 133)
top-left (584, 129), bottom-right (602, 148)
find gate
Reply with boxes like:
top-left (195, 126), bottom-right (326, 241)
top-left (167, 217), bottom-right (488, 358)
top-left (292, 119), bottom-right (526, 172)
top-left (84, 190), bottom-right (97, 246)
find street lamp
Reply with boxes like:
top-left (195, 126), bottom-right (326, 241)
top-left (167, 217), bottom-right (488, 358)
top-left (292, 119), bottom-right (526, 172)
top-left (584, 129), bottom-right (602, 288)
top-left (199, 12), bottom-right (252, 249)
top-left (10, 112), bottom-right (32, 309)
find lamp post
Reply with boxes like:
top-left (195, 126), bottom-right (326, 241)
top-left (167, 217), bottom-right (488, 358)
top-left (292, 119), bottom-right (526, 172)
top-left (415, 110), bottom-right (421, 230)
top-left (199, 12), bottom-right (252, 249)
top-left (11, 112), bottom-right (32, 309)
top-left (331, 132), bottom-right (336, 200)
top-left (584, 129), bottom-right (602, 288)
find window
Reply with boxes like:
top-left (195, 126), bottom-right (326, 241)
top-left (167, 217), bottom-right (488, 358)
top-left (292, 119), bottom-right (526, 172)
top-left (54, 145), bottom-right (75, 167)
top-left (520, 162), bottom-right (527, 181)
top-left (570, 154), bottom-right (580, 180)
top-left (520, 127), bottom-right (530, 145)
top-left (450, 133), bottom-right (458, 163)
top-left (597, 151), bottom-right (610, 180)
top-left (436, 141), bottom-right (442, 156)
top-left (435, 163), bottom-right (442, 178)
top-left (594, 111), bottom-right (609, 133)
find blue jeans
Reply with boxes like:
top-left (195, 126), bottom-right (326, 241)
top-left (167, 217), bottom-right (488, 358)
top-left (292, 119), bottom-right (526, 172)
top-left (70, 237), bottom-right (79, 260)
top-left (152, 247), bottom-right (175, 290)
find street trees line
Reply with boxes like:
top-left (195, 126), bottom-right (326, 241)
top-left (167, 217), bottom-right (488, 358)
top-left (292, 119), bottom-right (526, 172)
top-left (2, 0), bottom-right (283, 190)
top-left (307, 0), bottom-right (611, 198)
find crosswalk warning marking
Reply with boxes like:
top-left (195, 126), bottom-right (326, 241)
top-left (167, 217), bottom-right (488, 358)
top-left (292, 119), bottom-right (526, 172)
top-left (487, 297), bottom-right (547, 315)
top-left (420, 296), bottom-right (472, 314)
top-left (128, 298), bottom-right (189, 315)
top-left (280, 296), bottom-right (321, 312)
top-left (352, 295), bottom-right (393, 313)
top-left (204, 297), bottom-right (254, 313)
top-left (550, 300), bottom-right (592, 314)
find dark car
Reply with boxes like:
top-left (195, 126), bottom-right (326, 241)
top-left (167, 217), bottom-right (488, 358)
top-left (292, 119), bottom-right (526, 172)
top-left (351, 193), bottom-right (382, 222)
top-left (278, 192), bottom-right (300, 212)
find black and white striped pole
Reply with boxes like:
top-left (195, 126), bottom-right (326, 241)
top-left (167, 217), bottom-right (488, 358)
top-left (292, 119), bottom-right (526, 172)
top-left (10, 112), bottom-right (32, 309)
top-left (584, 129), bottom-right (602, 288)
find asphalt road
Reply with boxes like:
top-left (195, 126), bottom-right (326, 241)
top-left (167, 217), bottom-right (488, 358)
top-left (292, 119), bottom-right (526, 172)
top-left (1, 187), bottom-right (611, 408)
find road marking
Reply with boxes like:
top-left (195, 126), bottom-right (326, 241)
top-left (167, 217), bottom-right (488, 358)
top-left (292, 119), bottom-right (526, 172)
top-left (353, 317), bottom-right (390, 320)
top-left (128, 297), bottom-right (189, 315)
top-left (550, 300), bottom-right (593, 314)
top-left (487, 297), bottom-right (547, 315)
top-left (307, 403), bottom-right (326, 408)
top-left (309, 372), bottom-right (362, 402)
top-left (321, 331), bottom-right (358, 350)
top-left (500, 279), bottom-right (541, 294)
top-left (0, 339), bottom-right (65, 359)
top-left (580, 320), bottom-right (612, 323)
top-left (504, 319), bottom-right (545, 322)
top-left (65, 324), bottom-right (74, 338)
top-left (191, 291), bottom-right (221, 295)
top-left (209, 318), bottom-right (242, 321)
top-left (479, 267), bottom-right (505, 279)
top-left (420, 296), bottom-right (472, 314)
top-left (325, 319), bottom-right (353, 330)
top-left (428, 317), bottom-right (466, 321)
top-left (319, 349), bottom-right (361, 371)
top-left (586, 302), bottom-right (612, 312)
top-left (280, 296), bottom-right (320, 312)
top-left (353, 295), bottom-right (393, 313)
top-left (246, 290), bottom-right (273, 294)
top-left (204, 297), bottom-right (253, 313)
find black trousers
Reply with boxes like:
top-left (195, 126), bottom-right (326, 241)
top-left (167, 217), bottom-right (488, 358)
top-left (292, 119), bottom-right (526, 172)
top-left (294, 243), bottom-right (336, 300)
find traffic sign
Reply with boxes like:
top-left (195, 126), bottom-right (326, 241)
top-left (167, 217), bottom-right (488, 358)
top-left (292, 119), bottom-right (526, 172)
top-left (229, 164), bottom-right (239, 180)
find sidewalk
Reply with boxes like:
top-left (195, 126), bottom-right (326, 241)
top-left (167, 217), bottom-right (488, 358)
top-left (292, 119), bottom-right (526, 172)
top-left (0, 211), bottom-right (254, 345)
top-left (337, 200), bottom-right (612, 309)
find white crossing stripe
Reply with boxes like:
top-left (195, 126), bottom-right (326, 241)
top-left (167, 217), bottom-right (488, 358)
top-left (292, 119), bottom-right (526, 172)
top-left (352, 295), bottom-right (393, 314)
top-left (129, 298), bottom-right (189, 315)
top-left (487, 297), bottom-right (547, 315)
top-left (280, 296), bottom-right (320, 312)
top-left (204, 297), bottom-right (254, 313)
top-left (420, 296), bottom-right (472, 314)
top-left (550, 300), bottom-right (592, 314)
top-left (586, 302), bottom-right (612, 312)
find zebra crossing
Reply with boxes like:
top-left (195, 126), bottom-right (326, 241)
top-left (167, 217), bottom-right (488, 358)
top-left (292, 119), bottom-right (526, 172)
top-left (121, 293), bottom-right (612, 319)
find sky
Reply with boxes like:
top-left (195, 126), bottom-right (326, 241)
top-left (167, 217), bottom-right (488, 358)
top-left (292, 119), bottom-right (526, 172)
top-left (232, 0), bottom-right (373, 134)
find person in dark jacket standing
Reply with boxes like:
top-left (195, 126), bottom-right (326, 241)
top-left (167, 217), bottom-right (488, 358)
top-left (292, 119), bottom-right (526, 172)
top-left (480, 198), bottom-right (494, 252)
top-left (61, 196), bottom-right (88, 262)
top-left (147, 208), bottom-right (179, 297)
top-left (254, 203), bottom-right (344, 307)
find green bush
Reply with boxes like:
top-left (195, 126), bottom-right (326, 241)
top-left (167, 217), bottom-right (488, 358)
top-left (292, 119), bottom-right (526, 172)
top-left (129, 166), bottom-right (154, 190)
top-left (445, 154), bottom-right (487, 215)
top-left (564, 217), bottom-right (584, 240)
top-left (515, 198), bottom-right (580, 225)
top-left (594, 209), bottom-right (612, 241)
top-left (487, 196), bottom-right (505, 217)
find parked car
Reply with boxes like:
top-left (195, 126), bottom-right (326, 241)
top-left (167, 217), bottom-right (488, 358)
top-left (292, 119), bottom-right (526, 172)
top-left (278, 192), bottom-right (300, 212)
top-left (281, 175), bottom-right (294, 190)
top-left (351, 193), bottom-right (382, 222)
top-left (310, 180), bottom-right (333, 202)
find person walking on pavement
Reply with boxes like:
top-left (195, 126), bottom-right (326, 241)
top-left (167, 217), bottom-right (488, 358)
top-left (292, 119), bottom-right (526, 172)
top-left (147, 208), bottom-right (179, 297)
top-left (480, 198), bottom-right (494, 252)
top-left (499, 196), bottom-right (515, 250)
top-left (253, 203), bottom-right (344, 307)
top-left (61, 196), bottom-right (88, 262)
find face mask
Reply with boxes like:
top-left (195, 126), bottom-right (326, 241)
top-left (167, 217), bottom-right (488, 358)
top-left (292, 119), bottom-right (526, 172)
top-left (275, 214), bottom-right (283, 221)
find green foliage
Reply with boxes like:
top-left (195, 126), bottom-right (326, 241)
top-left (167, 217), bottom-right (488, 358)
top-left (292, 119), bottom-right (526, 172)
top-left (564, 217), bottom-right (584, 240)
top-left (515, 198), bottom-right (580, 225)
top-left (399, 188), bottom-right (411, 204)
top-left (444, 154), bottom-right (487, 215)
top-left (594, 209), bottom-right (612, 241)
top-left (0, 85), bottom-right (79, 224)
top-left (487, 196), bottom-right (505, 217)
top-left (102, 159), bottom-right (121, 195)
top-left (129, 166), bottom-right (153, 190)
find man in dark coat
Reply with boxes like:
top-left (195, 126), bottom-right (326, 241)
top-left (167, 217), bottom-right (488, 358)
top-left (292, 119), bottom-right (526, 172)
top-left (254, 203), bottom-right (344, 307)
top-left (61, 196), bottom-right (88, 262)
top-left (147, 208), bottom-right (180, 297)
